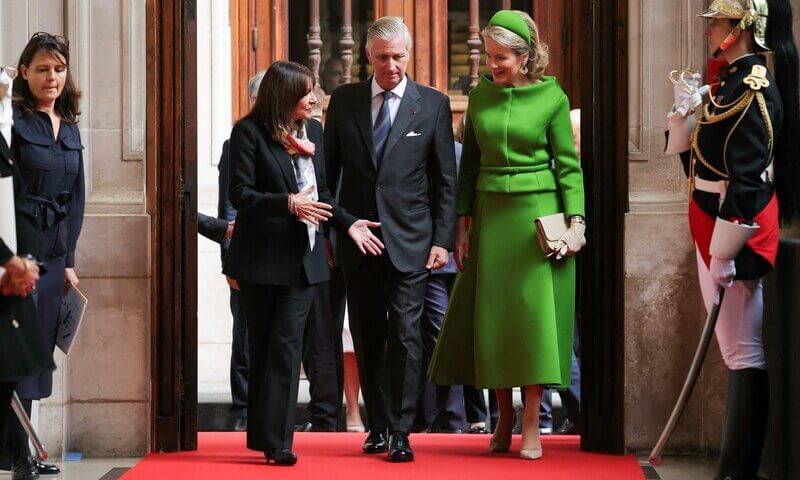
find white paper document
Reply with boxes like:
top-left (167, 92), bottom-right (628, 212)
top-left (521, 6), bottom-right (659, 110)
top-left (57, 285), bottom-right (88, 355)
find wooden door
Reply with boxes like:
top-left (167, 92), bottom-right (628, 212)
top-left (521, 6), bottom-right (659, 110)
top-left (578, 0), bottom-right (628, 453)
top-left (147, 0), bottom-right (198, 452)
top-left (148, 0), bottom-right (628, 453)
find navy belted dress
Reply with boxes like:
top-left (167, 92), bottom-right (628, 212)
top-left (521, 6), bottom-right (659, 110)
top-left (11, 108), bottom-right (84, 400)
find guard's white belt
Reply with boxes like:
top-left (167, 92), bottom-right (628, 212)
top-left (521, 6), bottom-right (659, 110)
top-left (694, 169), bottom-right (771, 199)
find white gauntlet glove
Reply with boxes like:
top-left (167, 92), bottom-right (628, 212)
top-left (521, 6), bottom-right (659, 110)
top-left (553, 216), bottom-right (586, 260)
top-left (710, 256), bottom-right (736, 289)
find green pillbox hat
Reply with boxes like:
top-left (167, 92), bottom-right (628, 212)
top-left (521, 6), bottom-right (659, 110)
top-left (488, 10), bottom-right (531, 45)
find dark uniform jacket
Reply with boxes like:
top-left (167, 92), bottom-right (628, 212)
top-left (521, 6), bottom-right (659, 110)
top-left (223, 118), bottom-right (356, 286)
top-left (11, 109), bottom-right (85, 267)
top-left (681, 54), bottom-right (782, 278)
top-left (0, 133), bottom-right (54, 383)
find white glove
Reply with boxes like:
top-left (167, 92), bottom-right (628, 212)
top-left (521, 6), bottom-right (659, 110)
top-left (671, 72), bottom-right (706, 117)
top-left (709, 256), bottom-right (736, 289)
top-left (553, 218), bottom-right (586, 260)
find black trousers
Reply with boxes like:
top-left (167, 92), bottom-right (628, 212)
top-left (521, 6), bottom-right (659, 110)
top-left (343, 255), bottom-right (428, 434)
top-left (240, 281), bottom-right (315, 451)
top-left (464, 386), bottom-right (499, 428)
top-left (416, 274), bottom-right (465, 431)
top-left (302, 268), bottom-right (346, 430)
top-left (229, 288), bottom-right (249, 417)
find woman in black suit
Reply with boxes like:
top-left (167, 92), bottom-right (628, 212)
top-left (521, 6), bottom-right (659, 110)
top-left (223, 61), bottom-right (382, 466)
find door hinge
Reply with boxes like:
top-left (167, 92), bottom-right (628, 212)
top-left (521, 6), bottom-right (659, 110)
top-left (252, 27), bottom-right (258, 51)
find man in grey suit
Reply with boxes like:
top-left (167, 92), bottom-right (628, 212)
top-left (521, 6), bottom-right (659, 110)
top-left (325, 16), bottom-right (457, 462)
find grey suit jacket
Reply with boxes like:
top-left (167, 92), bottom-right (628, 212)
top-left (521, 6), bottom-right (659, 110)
top-left (325, 76), bottom-right (457, 273)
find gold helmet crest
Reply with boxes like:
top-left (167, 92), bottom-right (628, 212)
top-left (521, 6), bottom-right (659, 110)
top-left (699, 0), bottom-right (769, 51)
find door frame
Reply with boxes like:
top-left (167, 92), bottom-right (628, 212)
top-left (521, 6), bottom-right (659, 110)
top-left (147, 0), bottom-right (628, 453)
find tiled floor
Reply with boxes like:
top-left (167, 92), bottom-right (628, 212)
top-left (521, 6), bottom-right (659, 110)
top-left (0, 458), bottom-right (139, 480)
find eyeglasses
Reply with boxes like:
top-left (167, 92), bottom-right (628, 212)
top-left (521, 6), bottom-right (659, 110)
top-left (30, 32), bottom-right (70, 48)
top-left (0, 66), bottom-right (18, 80)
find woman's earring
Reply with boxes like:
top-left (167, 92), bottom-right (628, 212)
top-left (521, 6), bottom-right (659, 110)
top-left (520, 65), bottom-right (529, 75)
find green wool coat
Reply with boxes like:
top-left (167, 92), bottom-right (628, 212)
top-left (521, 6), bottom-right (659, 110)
top-left (428, 74), bottom-right (585, 389)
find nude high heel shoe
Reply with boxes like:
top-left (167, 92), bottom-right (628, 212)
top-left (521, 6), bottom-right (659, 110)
top-left (520, 417), bottom-right (543, 460)
top-left (489, 414), bottom-right (515, 453)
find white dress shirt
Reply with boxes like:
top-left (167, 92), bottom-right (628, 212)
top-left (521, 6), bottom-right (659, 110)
top-left (371, 75), bottom-right (408, 127)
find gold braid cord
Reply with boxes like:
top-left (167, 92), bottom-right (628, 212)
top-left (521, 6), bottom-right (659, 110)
top-left (689, 73), bottom-right (773, 196)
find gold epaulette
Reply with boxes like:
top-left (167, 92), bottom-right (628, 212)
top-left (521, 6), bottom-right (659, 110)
top-left (743, 65), bottom-right (770, 91)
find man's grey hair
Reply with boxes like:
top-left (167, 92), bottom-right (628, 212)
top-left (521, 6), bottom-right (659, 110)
top-left (366, 16), bottom-right (412, 52)
top-left (248, 70), bottom-right (266, 100)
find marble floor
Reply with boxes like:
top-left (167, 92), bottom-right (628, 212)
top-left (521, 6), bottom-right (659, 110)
top-left (640, 455), bottom-right (718, 479)
top-left (0, 455), bottom-right (721, 479)
top-left (0, 459), bottom-right (138, 480)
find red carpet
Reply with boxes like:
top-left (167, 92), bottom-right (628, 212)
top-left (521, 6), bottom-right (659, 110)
top-left (121, 432), bottom-right (644, 479)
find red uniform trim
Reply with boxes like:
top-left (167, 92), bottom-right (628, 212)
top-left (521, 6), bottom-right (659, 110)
top-left (689, 194), bottom-right (779, 268)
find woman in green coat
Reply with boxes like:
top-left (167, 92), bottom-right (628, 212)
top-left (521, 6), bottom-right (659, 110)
top-left (428, 10), bottom-right (586, 460)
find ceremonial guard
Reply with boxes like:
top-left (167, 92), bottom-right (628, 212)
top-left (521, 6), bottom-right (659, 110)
top-left (666, 1), bottom-right (799, 478)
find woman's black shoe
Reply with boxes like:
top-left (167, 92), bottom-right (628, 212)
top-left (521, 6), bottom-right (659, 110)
top-left (34, 461), bottom-right (60, 475)
top-left (264, 449), bottom-right (297, 466)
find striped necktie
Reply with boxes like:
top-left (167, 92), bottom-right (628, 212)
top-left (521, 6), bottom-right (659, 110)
top-left (373, 91), bottom-right (392, 168)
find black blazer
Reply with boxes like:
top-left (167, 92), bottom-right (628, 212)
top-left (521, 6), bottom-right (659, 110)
top-left (223, 118), bottom-right (356, 286)
top-left (325, 76), bottom-right (457, 273)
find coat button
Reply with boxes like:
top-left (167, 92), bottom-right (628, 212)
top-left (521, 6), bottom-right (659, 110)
top-left (12, 319), bottom-right (19, 329)
top-left (376, 184), bottom-right (383, 191)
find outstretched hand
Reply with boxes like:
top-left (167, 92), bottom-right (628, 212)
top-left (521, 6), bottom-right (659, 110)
top-left (292, 186), bottom-right (333, 226)
top-left (347, 220), bottom-right (384, 256)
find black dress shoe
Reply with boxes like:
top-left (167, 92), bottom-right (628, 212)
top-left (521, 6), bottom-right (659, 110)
top-left (11, 457), bottom-right (39, 480)
top-left (555, 418), bottom-right (581, 435)
top-left (233, 417), bottom-right (247, 432)
top-left (34, 461), bottom-right (59, 475)
top-left (295, 421), bottom-right (336, 433)
top-left (362, 430), bottom-right (388, 454)
top-left (264, 449), bottom-right (297, 466)
top-left (294, 421), bottom-right (313, 432)
top-left (387, 432), bottom-right (414, 462)
top-left (425, 425), bottom-right (463, 434)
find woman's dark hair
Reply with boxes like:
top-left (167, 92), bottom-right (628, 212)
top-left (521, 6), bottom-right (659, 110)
top-left (766, 0), bottom-right (800, 224)
top-left (245, 61), bottom-right (314, 140)
top-left (13, 32), bottom-right (82, 124)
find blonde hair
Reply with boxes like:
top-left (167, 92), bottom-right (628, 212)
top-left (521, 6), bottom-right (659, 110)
top-left (481, 10), bottom-right (549, 81)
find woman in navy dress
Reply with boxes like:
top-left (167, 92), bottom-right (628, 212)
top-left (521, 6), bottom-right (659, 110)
top-left (9, 32), bottom-right (85, 477)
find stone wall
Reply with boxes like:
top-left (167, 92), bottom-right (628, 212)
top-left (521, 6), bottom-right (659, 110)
top-left (624, 0), bottom-right (725, 454)
top-left (0, 0), bottom-right (149, 458)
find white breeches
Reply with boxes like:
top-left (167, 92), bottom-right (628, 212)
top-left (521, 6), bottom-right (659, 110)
top-left (695, 248), bottom-right (766, 371)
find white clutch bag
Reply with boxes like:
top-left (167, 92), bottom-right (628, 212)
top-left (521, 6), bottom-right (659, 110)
top-left (533, 212), bottom-right (569, 256)
top-left (533, 213), bottom-right (586, 257)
